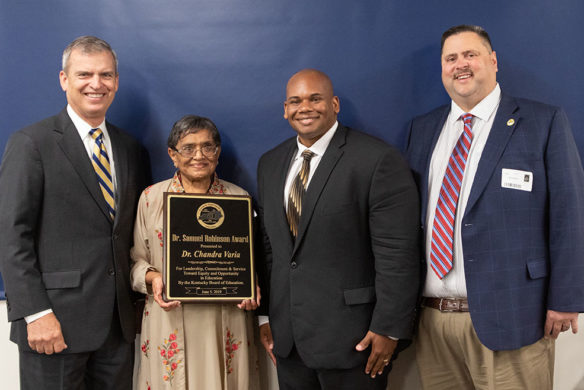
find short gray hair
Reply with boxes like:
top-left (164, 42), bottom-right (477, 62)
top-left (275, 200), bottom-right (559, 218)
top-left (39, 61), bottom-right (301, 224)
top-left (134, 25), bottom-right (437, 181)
top-left (62, 36), bottom-right (118, 74)
top-left (167, 115), bottom-right (222, 149)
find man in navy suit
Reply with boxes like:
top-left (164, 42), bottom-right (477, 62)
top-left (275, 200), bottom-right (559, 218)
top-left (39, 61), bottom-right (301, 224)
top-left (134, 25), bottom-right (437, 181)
top-left (406, 24), bottom-right (584, 389)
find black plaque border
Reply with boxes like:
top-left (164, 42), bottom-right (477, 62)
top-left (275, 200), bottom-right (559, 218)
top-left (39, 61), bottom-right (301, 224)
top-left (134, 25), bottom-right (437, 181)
top-left (163, 193), bottom-right (255, 302)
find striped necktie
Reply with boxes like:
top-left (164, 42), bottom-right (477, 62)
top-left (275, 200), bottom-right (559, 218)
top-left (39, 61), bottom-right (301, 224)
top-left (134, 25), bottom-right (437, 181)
top-left (430, 113), bottom-right (474, 279)
top-left (89, 128), bottom-right (115, 220)
top-left (287, 150), bottom-right (315, 238)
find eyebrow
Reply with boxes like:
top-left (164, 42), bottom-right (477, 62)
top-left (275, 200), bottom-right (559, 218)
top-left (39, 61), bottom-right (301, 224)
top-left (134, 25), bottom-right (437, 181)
top-left (287, 93), bottom-right (324, 101)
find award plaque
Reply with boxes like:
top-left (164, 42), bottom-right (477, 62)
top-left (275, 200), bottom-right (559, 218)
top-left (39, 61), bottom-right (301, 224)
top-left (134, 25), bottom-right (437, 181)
top-left (163, 193), bottom-right (255, 302)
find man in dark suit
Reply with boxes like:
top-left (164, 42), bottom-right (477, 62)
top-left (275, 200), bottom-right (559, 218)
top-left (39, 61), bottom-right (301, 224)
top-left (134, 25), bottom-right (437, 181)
top-left (256, 69), bottom-right (420, 389)
top-left (406, 25), bottom-right (584, 389)
top-left (0, 36), bottom-right (149, 389)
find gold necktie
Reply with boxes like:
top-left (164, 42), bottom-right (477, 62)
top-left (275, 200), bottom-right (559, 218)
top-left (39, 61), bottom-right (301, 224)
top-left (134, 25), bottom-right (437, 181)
top-left (89, 128), bottom-right (115, 220)
top-left (287, 150), bottom-right (315, 237)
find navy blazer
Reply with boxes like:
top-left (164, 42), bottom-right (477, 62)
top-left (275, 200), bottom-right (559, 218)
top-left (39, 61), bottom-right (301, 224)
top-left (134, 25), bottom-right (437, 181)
top-left (406, 93), bottom-right (584, 351)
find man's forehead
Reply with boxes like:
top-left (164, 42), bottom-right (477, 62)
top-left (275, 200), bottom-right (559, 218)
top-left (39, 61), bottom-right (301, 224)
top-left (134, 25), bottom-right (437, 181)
top-left (442, 32), bottom-right (490, 54)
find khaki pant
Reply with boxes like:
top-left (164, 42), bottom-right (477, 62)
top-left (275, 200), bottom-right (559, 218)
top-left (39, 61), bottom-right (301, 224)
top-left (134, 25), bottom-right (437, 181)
top-left (415, 307), bottom-right (554, 390)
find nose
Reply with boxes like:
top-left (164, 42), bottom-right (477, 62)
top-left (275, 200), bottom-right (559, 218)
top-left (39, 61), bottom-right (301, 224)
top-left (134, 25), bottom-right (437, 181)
top-left (298, 100), bottom-right (312, 112)
top-left (454, 57), bottom-right (470, 70)
top-left (89, 74), bottom-right (102, 89)
top-left (192, 148), bottom-right (205, 159)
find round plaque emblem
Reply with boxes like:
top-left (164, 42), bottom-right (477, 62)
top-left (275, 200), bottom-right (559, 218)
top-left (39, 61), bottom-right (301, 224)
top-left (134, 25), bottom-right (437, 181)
top-left (196, 202), bottom-right (225, 229)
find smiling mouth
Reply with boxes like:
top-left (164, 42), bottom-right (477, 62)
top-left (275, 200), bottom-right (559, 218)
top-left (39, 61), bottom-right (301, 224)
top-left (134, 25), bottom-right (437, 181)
top-left (454, 72), bottom-right (473, 80)
top-left (297, 117), bottom-right (318, 124)
top-left (85, 93), bottom-right (106, 98)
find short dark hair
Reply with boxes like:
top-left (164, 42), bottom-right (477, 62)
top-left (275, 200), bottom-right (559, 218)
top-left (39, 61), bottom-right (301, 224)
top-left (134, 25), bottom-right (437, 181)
top-left (62, 36), bottom-right (118, 74)
top-left (441, 25), bottom-right (493, 53)
top-left (167, 115), bottom-right (221, 149)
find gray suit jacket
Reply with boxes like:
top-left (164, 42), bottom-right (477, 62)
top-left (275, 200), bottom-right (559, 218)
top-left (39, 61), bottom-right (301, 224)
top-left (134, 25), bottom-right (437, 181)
top-left (256, 124), bottom-right (420, 369)
top-left (0, 108), bottom-right (149, 352)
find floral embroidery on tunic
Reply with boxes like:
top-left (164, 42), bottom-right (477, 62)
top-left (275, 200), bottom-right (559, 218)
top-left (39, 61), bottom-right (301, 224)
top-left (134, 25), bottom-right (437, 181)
top-left (141, 339), bottom-right (150, 358)
top-left (158, 330), bottom-right (182, 384)
top-left (144, 185), bottom-right (153, 207)
top-left (225, 328), bottom-right (242, 374)
top-left (155, 229), bottom-right (163, 247)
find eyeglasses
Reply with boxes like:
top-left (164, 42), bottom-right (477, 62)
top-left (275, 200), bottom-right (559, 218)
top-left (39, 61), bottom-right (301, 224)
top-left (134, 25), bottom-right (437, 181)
top-left (173, 144), bottom-right (218, 158)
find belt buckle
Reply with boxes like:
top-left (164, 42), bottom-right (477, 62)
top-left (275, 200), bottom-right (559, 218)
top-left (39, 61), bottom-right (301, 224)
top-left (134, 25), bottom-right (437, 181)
top-left (438, 298), bottom-right (456, 312)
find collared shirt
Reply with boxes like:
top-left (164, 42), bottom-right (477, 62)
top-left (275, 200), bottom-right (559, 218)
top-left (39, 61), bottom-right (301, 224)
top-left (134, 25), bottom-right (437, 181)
top-left (67, 104), bottom-right (118, 198)
top-left (424, 84), bottom-right (501, 298)
top-left (283, 121), bottom-right (339, 208)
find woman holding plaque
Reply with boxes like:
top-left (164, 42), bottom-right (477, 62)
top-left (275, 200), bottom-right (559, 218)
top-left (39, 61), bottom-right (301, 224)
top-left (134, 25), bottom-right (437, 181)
top-left (130, 115), bottom-right (260, 390)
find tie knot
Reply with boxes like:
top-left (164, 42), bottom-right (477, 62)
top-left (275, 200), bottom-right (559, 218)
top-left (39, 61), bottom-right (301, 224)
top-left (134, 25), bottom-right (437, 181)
top-left (89, 128), bottom-right (103, 141)
top-left (461, 113), bottom-right (473, 126)
top-left (301, 150), bottom-right (315, 161)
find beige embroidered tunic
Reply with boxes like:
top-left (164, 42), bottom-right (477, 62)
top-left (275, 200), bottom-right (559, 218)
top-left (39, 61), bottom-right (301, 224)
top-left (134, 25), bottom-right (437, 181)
top-left (131, 173), bottom-right (260, 390)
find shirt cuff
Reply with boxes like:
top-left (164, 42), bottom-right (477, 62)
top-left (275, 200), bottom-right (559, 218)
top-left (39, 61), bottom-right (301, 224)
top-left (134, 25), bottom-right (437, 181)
top-left (25, 309), bottom-right (53, 324)
top-left (258, 315), bottom-right (269, 326)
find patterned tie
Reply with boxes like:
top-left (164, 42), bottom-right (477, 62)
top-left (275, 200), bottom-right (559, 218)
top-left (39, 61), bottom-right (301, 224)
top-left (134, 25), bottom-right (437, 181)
top-left (287, 150), bottom-right (315, 237)
top-left (89, 128), bottom-right (116, 220)
top-left (430, 113), bottom-right (474, 279)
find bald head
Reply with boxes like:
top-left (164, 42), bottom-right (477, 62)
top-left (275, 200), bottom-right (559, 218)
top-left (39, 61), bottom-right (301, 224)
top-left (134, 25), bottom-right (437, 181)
top-left (287, 69), bottom-right (334, 97)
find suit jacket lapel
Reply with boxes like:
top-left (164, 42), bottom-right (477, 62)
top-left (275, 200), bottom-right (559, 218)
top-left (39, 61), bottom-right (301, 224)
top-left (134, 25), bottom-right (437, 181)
top-left (55, 109), bottom-right (113, 223)
top-left (108, 123), bottom-right (126, 228)
top-left (464, 94), bottom-right (519, 216)
top-left (293, 126), bottom-right (346, 255)
top-left (272, 140), bottom-right (297, 254)
top-left (421, 107), bottom-right (450, 225)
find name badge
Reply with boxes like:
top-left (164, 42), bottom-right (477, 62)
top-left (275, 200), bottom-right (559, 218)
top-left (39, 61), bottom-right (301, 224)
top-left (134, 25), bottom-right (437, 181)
top-left (501, 168), bottom-right (533, 192)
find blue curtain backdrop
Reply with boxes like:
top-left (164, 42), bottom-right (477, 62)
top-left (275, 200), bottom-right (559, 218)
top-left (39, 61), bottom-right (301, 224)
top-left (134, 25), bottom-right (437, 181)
top-left (1, 0), bottom-right (584, 298)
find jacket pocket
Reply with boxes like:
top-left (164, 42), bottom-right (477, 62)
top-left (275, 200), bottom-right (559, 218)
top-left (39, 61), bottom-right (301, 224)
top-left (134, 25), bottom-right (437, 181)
top-left (343, 286), bottom-right (376, 305)
top-left (42, 270), bottom-right (81, 289)
top-left (526, 258), bottom-right (548, 279)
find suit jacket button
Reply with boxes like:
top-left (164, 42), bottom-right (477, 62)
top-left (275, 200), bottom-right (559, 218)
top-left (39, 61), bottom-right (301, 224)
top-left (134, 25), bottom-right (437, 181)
top-left (108, 268), bottom-right (115, 276)
top-left (290, 261), bottom-right (297, 269)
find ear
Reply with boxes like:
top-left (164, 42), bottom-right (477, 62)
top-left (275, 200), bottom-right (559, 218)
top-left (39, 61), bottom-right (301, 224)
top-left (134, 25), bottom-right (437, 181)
top-left (283, 101), bottom-right (289, 119)
top-left (491, 50), bottom-right (498, 72)
top-left (168, 147), bottom-right (178, 167)
top-left (59, 70), bottom-right (68, 92)
top-left (215, 145), bottom-right (221, 160)
top-left (332, 96), bottom-right (340, 114)
top-left (114, 73), bottom-right (120, 92)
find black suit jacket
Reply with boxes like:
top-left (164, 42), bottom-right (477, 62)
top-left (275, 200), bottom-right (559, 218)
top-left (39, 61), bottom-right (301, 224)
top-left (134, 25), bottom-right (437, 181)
top-left (256, 124), bottom-right (420, 369)
top-left (0, 108), bottom-right (149, 352)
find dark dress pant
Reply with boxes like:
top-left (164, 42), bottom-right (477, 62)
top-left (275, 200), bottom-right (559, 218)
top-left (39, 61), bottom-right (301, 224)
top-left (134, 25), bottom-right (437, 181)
top-left (276, 345), bottom-right (389, 390)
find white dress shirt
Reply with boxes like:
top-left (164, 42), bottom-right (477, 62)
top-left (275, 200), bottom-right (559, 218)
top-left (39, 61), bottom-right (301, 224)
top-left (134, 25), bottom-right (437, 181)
top-left (423, 84), bottom-right (501, 298)
top-left (283, 121), bottom-right (339, 207)
top-left (68, 105), bottom-right (118, 197)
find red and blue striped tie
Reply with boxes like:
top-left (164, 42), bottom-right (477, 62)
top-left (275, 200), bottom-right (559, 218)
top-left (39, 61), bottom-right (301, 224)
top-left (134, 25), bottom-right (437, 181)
top-left (430, 113), bottom-right (473, 279)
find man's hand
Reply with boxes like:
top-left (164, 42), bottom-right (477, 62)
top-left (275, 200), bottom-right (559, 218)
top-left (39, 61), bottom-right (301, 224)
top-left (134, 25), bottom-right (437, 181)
top-left (356, 330), bottom-right (397, 378)
top-left (544, 310), bottom-right (579, 339)
top-left (27, 312), bottom-right (67, 354)
top-left (238, 283), bottom-right (261, 310)
top-left (147, 271), bottom-right (181, 311)
top-left (259, 322), bottom-right (276, 366)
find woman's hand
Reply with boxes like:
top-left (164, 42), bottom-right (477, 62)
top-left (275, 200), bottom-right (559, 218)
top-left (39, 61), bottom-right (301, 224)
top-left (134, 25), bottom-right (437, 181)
top-left (237, 283), bottom-right (261, 311)
top-left (146, 271), bottom-right (181, 311)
